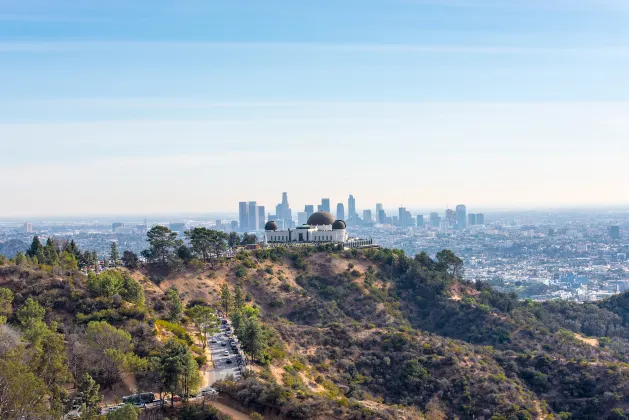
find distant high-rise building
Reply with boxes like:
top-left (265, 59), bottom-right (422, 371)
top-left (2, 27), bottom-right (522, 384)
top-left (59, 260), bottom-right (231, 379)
top-left (610, 225), bottom-right (621, 240)
top-left (348, 195), bottom-right (356, 223)
top-left (170, 222), bottom-right (186, 234)
top-left (397, 207), bottom-right (412, 228)
top-left (304, 205), bottom-right (314, 218)
top-left (398, 207), bottom-right (407, 227)
top-left (416, 214), bottom-right (424, 227)
top-left (112, 222), bottom-right (124, 232)
top-left (430, 212), bottom-right (441, 227)
top-left (275, 204), bottom-right (283, 220)
top-left (468, 213), bottom-right (477, 226)
top-left (297, 212), bottom-right (308, 225)
top-left (363, 209), bottom-right (372, 222)
top-left (378, 209), bottom-right (386, 224)
top-left (320, 198), bottom-right (330, 213)
top-left (275, 192), bottom-right (291, 224)
top-left (231, 220), bottom-right (238, 231)
top-left (24, 223), bottom-right (33, 233)
top-left (376, 203), bottom-right (383, 214)
top-left (258, 206), bottom-right (265, 230)
top-left (445, 209), bottom-right (455, 224)
top-left (248, 201), bottom-right (259, 231)
top-left (239, 202), bottom-right (249, 232)
top-left (476, 213), bottom-right (485, 225)
top-left (456, 204), bottom-right (467, 229)
top-left (336, 203), bottom-right (345, 221)
top-left (215, 219), bottom-right (222, 230)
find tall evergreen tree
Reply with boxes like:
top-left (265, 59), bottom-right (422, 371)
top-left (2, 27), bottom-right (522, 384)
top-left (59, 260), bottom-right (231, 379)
top-left (121, 250), bottom-right (139, 269)
top-left (110, 242), bottom-right (120, 266)
top-left (157, 339), bottom-right (200, 405)
top-left (220, 284), bottom-right (232, 315)
top-left (26, 236), bottom-right (43, 258)
top-left (77, 372), bottom-right (102, 417)
top-left (166, 288), bottom-right (183, 321)
top-left (63, 239), bottom-right (82, 260)
top-left (228, 232), bottom-right (240, 248)
top-left (241, 317), bottom-right (266, 362)
top-left (234, 285), bottom-right (244, 311)
top-left (43, 238), bottom-right (59, 266)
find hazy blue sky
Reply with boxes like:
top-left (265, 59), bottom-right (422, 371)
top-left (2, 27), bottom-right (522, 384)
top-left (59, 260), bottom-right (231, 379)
top-left (1, 0), bottom-right (629, 216)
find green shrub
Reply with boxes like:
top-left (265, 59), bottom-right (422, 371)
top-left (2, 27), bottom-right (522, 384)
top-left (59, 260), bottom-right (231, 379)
top-left (195, 355), bottom-right (207, 368)
top-left (155, 319), bottom-right (193, 345)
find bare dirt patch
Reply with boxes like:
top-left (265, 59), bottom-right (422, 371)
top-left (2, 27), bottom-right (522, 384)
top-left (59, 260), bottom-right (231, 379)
top-left (575, 334), bottom-right (599, 347)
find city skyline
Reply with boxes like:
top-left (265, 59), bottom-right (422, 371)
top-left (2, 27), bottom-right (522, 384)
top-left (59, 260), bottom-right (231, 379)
top-left (2, 1), bottom-right (629, 216)
top-left (235, 191), bottom-right (484, 233)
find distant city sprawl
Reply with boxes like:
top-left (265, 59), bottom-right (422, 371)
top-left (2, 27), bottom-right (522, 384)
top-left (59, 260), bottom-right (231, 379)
top-left (2, 191), bottom-right (627, 303)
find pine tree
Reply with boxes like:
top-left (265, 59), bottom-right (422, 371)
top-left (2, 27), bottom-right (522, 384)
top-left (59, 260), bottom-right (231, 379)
top-left (69, 240), bottom-right (82, 260)
top-left (220, 284), bottom-right (232, 316)
top-left (228, 232), bottom-right (240, 248)
top-left (26, 236), bottom-right (43, 258)
top-left (242, 317), bottom-right (266, 362)
top-left (77, 373), bottom-right (102, 417)
top-left (167, 288), bottom-right (183, 321)
top-left (43, 238), bottom-right (59, 266)
top-left (110, 242), bottom-right (120, 266)
top-left (234, 285), bottom-right (244, 311)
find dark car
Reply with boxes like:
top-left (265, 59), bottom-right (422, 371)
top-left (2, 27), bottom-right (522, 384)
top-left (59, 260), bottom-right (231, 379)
top-left (226, 359), bottom-right (233, 364)
top-left (221, 342), bottom-right (227, 346)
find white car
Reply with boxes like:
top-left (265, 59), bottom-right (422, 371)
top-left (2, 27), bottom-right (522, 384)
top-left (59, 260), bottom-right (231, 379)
top-left (201, 388), bottom-right (218, 396)
top-left (223, 350), bottom-right (229, 356)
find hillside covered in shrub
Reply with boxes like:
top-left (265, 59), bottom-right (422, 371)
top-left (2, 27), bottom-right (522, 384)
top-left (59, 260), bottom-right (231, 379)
top-left (3, 235), bottom-right (629, 419)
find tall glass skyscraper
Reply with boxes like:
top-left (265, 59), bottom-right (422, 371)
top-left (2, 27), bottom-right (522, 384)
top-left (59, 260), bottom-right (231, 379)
top-left (456, 204), bottom-right (467, 230)
top-left (336, 203), bottom-right (345, 220)
top-left (248, 201), bottom-right (259, 231)
top-left (348, 194), bottom-right (356, 223)
top-left (239, 202), bottom-right (250, 232)
top-left (320, 198), bottom-right (330, 213)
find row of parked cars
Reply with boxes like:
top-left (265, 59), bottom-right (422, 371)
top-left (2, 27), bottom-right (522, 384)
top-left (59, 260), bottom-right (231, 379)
top-left (216, 318), bottom-right (246, 371)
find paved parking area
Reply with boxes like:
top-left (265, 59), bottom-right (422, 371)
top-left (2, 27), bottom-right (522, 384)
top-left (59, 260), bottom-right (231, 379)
top-left (207, 324), bottom-right (244, 385)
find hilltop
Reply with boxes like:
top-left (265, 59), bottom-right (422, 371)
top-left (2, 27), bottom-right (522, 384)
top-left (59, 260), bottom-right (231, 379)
top-left (4, 242), bottom-right (629, 419)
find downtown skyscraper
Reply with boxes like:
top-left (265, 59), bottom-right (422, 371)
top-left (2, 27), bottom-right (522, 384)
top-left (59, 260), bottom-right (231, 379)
top-left (319, 198), bottom-right (330, 213)
top-left (348, 194), bottom-right (356, 224)
top-left (248, 201), bottom-right (259, 231)
top-left (238, 202), bottom-right (248, 232)
top-left (456, 204), bottom-right (467, 230)
top-left (336, 203), bottom-right (345, 221)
